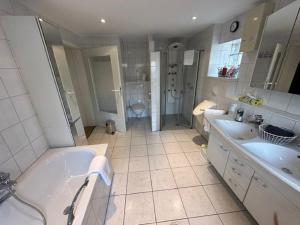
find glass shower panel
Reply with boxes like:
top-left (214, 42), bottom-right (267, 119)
top-left (89, 56), bottom-right (117, 114)
top-left (181, 52), bottom-right (199, 127)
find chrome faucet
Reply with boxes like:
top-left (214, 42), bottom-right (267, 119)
top-left (0, 172), bottom-right (16, 204)
top-left (247, 114), bottom-right (264, 127)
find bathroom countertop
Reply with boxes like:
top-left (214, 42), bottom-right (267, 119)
top-left (208, 117), bottom-right (300, 209)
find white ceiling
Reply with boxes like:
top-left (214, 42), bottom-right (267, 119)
top-left (21, 0), bottom-right (261, 37)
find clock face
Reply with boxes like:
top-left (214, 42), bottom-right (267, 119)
top-left (230, 21), bottom-right (239, 33)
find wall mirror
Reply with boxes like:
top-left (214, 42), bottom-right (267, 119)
top-left (250, 1), bottom-right (300, 94)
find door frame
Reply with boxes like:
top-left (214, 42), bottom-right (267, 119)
top-left (83, 46), bottom-right (126, 132)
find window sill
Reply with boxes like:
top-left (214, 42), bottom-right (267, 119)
top-left (207, 76), bottom-right (238, 81)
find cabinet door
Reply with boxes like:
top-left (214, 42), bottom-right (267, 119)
top-left (240, 2), bottom-right (273, 52)
top-left (244, 173), bottom-right (300, 225)
top-left (207, 134), bottom-right (230, 176)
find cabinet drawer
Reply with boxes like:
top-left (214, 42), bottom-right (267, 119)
top-left (229, 151), bottom-right (254, 179)
top-left (224, 169), bottom-right (247, 201)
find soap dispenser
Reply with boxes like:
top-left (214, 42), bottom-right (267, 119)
top-left (235, 108), bottom-right (244, 122)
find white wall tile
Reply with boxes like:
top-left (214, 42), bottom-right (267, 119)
top-left (0, 135), bottom-right (12, 164)
top-left (14, 145), bottom-right (36, 172)
top-left (0, 98), bottom-right (19, 130)
top-left (267, 91), bottom-right (292, 111)
top-left (0, 40), bottom-right (16, 68)
top-left (1, 123), bottom-right (29, 154)
top-left (31, 135), bottom-right (48, 157)
top-left (22, 116), bottom-right (43, 142)
top-left (286, 95), bottom-right (300, 116)
top-left (12, 94), bottom-right (35, 120)
top-left (0, 158), bottom-right (21, 179)
top-left (0, 79), bottom-right (8, 98)
top-left (0, 69), bottom-right (26, 96)
top-left (270, 114), bottom-right (295, 130)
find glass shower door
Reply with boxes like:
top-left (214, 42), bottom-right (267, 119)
top-left (180, 51), bottom-right (200, 128)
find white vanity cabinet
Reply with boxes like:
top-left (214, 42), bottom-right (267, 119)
top-left (244, 172), bottom-right (300, 225)
top-left (207, 132), bottom-right (231, 176)
top-left (224, 151), bottom-right (254, 201)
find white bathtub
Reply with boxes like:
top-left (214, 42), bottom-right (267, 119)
top-left (0, 144), bottom-right (111, 225)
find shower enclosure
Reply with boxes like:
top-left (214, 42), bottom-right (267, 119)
top-left (160, 43), bottom-right (200, 129)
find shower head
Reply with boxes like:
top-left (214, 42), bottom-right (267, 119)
top-left (169, 42), bottom-right (183, 49)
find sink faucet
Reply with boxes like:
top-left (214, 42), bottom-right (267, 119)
top-left (0, 172), bottom-right (16, 204)
top-left (246, 114), bottom-right (264, 127)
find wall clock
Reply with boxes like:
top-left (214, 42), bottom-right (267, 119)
top-left (230, 21), bottom-right (239, 33)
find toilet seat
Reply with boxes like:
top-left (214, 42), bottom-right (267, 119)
top-left (130, 103), bottom-right (145, 117)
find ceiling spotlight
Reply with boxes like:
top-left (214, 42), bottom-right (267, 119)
top-left (38, 18), bottom-right (43, 22)
top-left (100, 18), bottom-right (106, 24)
top-left (192, 16), bottom-right (197, 20)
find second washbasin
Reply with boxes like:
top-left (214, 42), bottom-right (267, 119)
top-left (214, 119), bottom-right (257, 140)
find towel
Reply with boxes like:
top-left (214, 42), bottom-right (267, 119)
top-left (193, 100), bottom-right (217, 116)
top-left (203, 109), bottom-right (226, 133)
top-left (88, 156), bottom-right (113, 186)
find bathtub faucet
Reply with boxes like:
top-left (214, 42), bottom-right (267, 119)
top-left (0, 172), bottom-right (16, 189)
top-left (0, 172), bottom-right (16, 204)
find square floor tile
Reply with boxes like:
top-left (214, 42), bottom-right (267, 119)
top-left (105, 195), bottom-right (125, 225)
top-left (204, 184), bottom-right (243, 213)
top-left (179, 141), bottom-right (201, 152)
top-left (185, 152), bottom-right (207, 165)
top-left (179, 186), bottom-right (216, 217)
top-left (147, 134), bottom-right (162, 144)
top-left (153, 189), bottom-right (186, 222)
top-left (127, 171), bottom-right (152, 194)
top-left (172, 167), bottom-right (200, 188)
top-left (131, 129), bottom-right (146, 137)
top-left (147, 143), bottom-right (165, 155)
top-left (131, 136), bottom-right (147, 145)
top-left (160, 133), bottom-right (177, 143)
top-left (124, 192), bottom-right (155, 225)
top-left (129, 156), bottom-right (149, 172)
top-left (130, 145), bottom-right (148, 157)
top-left (193, 165), bottom-right (221, 185)
top-left (115, 137), bottom-right (131, 147)
top-left (149, 155), bottom-right (170, 170)
top-left (189, 215), bottom-right (223, 225)
top-left (167, 153), bottom-right (190, 168)
top-left (111, 158), bottom-right (129, 173)
top-left (111, 173), bottom-right (127, 196)
top-left (150, 169), bottom-right (176, 191)
top-left (157, 219), bottom-right (189, 225)
top-left (174, 133), bottom-right (190, 141)
top-left (163, 142), bottom-right (183, 154)
top-left (111, 146), bottom-right (130, 159)
top-left (219, 212), bottom-right (255, 225)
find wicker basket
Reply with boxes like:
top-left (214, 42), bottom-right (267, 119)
top-left (259, 124), bottom-right (297, 145)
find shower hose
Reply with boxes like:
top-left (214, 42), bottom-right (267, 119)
top-left (8, 188), bottom-right (47, 225)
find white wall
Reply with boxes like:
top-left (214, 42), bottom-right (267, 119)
top-left (0, 5), bottom-right (48, 179)
top-left (188, 0), bottom-right (300, 137)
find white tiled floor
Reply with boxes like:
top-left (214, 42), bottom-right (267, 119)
top-left (88, 118), bottom-right (257, 225)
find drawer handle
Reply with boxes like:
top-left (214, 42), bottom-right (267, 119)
top-left (253, 176), bottom-right (267, 188)
top-left (231, 167), bottom-right (241, 176)
top-left (220, 145), bottom-right (228, 152)
top-left (234, 158), bottom-right (244, 167)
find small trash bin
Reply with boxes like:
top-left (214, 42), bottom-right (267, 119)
top-left (105, 120), bottom-right (116, 135)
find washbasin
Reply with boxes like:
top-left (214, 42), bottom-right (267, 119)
top-left (214, 119), bottom-right (257, 140)
top-left (242, 142), bottom-right (300, 181)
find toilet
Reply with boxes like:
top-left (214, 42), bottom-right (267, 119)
top-left (130, 102), bottom-right (145, 118)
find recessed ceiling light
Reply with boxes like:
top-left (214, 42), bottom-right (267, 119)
top-left (192, 16), bottom-right (197, 20)
top-left (100, 18), bottom-right (106, 24)
top-left (38, 18), bottom-right (43, 22)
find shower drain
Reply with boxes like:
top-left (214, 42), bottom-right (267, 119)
top-left (281, 167), bottom-right (293, 174)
